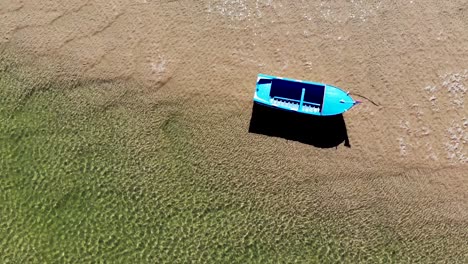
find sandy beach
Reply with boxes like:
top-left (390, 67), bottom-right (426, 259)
top-left (1, 0), bottom-right (467, 262)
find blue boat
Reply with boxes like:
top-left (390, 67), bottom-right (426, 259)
top-left (253, 73), bottom-right (360, 116)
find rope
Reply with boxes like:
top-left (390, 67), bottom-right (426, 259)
top-left (349, 92), bottom-right (381, 107)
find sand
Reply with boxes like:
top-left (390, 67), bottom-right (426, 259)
top-left (1, 0), bottom-right (467, 260)
top-left (2, 0), bottom-right (466, 164)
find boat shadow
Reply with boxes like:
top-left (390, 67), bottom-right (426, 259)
top-left (248, 102), bottom-right (351, 148)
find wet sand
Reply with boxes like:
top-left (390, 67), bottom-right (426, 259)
top-left (2, 0), bottom-right (466, 165)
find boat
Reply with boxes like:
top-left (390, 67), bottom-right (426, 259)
top-left (253, 73), bottom-right (360, 116)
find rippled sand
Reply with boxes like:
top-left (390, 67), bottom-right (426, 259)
top-left (2, 0), bottom-right (466, 165)
top-left (1, 0), bottom-right (467, 261)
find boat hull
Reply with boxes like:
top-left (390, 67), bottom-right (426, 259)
top-left (254, 74), bottom-right (358, 116)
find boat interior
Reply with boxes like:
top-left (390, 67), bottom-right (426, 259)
top-left (269, 79), bottom-right (325, 113)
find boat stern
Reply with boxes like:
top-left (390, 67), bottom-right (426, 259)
top-left (254, 74), bottom-right (273, 105)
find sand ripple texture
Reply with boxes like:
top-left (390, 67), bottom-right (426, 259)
top-left (1, 0), bottom-right (467, 165)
